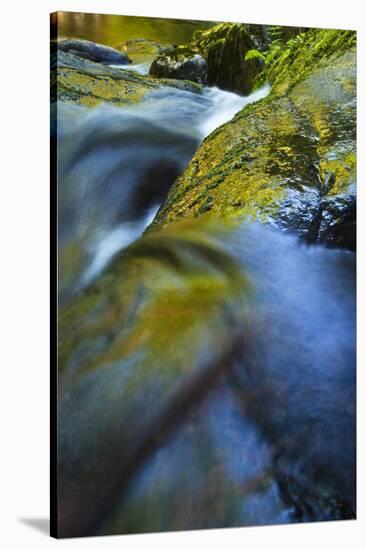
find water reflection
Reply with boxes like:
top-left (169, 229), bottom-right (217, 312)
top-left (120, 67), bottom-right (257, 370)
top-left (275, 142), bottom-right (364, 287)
top-left (53, 12), bottom-right (216, 50)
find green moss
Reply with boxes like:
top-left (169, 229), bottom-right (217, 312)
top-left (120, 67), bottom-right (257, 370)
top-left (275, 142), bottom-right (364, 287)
top-left (193, 23), bottom-right (263, 94)
top-left (56, 67), bottom-right (153, 105)
top-left (59, 218), bottom-right (250, 384)
top-left (191, 23), bottom-right (246, 55)
top-left (154, 32), bottom-right (356, 246)
top-left (267, 29), bottom-right (356, 94)
top-left (155, 94), bottom-right (317, 225)
top-left (162, 44), bottom-right (198, 60)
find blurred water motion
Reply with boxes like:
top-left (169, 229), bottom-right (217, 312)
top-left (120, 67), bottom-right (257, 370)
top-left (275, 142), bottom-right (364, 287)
top-left (58, 218), bottom-right (355, 536)
top-left (56, 84), bottom-right (269, 302)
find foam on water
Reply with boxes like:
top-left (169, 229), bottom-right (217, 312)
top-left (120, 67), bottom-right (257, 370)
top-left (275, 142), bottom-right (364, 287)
top-left (199, 84), bottom-right (270, 137)
top-left (81, 205), bottom-right (159, 285)
top-left (109, 62), bottom-right (150, 75)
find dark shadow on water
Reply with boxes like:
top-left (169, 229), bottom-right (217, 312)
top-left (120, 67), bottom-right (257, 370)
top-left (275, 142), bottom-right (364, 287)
top-left (19, 518), bottom-right (49, 536)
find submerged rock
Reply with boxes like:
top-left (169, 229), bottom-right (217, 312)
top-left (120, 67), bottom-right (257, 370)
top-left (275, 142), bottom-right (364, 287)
top-left (57, 219), bottom-right (252, 536)
top-left (57, 38), bottom-right (131, 65)
top-left (115, 38), bottom-right (173, 62)
top-left (58, 219), bottom-right (355, 536)
top-left (155, 29), bottom-right (356, 250)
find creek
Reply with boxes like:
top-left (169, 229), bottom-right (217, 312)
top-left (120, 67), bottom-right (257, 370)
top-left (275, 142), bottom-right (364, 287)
top-left (57, 66), bottom-right (355, 535)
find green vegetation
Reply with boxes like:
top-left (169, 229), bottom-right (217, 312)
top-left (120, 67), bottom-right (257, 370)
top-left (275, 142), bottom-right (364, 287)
top-left (244, 49), bottom-right (267, 62)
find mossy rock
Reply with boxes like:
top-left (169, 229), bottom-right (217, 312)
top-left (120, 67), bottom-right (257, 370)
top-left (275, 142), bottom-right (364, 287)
top-left (58, 218), bottom-right (252, 536)
top-left (51, 51), bottom-right (202, 107)
top-left (191, 23), bottom-right (263, 94)
top-left (267, 29), bottom-right (356, 94)
top-left (58, 215), bottom-right (355, 536)
top-left (149, 23), bottom-right (263, 94)
top-left (154, 29), bottom-right (356, 250)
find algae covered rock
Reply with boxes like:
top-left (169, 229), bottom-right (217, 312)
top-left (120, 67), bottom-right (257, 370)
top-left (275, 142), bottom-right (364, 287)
top-left (155, 29), bottom-right (356, 249)
top-left (51, 50), bottom-right (202, 107)
top-left (57, 38), bottom-right (132, 65)
top-left (150, 46), bottom-right (207, 84)
top-left (267, 29), bottom-right (356, 95)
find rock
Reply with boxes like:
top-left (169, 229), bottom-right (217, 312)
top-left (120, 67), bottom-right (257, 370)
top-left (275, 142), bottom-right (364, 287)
top-left (57, 38), bottom-right (131, 65)
top-left (57, 219), bottom-right (251, 537)
top-left (155, 29), bottom-right (356, 250)
top-left (150, 46), bottom-right (207, 84)
top-left (51, 50), bottom-right (157, 106)
top-left (245, 23), bottom-right (270, 50)
top-left (51, 50), bottom-right (202, 107)
top-left (191, 23), bottom-right (263, 94)
top-left (148, 24), bottom-right (310, 94)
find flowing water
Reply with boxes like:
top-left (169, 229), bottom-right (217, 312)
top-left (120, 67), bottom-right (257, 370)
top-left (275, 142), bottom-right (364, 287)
top-left (57, 83), bottom-right (270, 300)
top-left (57, 66), bottom-right (355, 534)
top-left (110, 223), bottom-right (356, 532)
top-left (58, 220), bottom-right (356, 535)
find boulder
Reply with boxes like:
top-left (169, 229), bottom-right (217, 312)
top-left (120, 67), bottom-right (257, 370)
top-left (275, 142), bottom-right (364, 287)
top-left (57, 38), bottom-right (131, 65)
top-left (150, 46), bottom-right (207, 84)
top-left (155, 29), bottom-right (356, 250)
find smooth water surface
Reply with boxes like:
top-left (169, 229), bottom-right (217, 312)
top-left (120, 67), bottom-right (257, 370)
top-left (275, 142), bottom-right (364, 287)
top-left (54, 12), bottom-right (216, 51)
